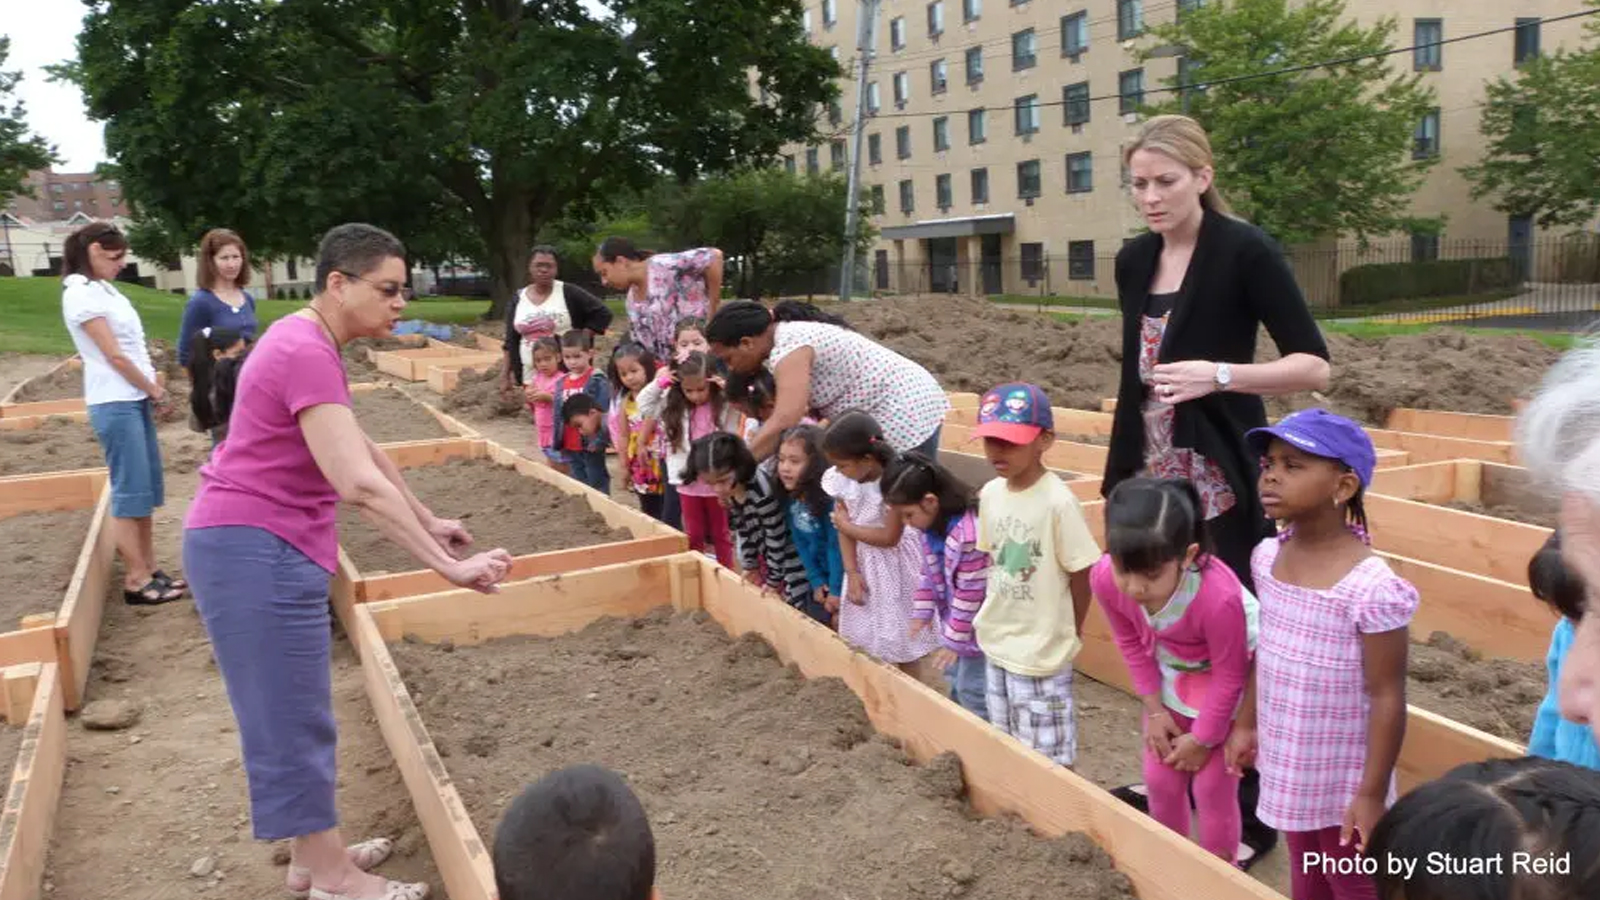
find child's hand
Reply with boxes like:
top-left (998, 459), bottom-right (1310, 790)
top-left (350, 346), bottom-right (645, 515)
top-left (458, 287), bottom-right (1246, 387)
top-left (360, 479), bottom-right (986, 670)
top-left (927, 648), bottom-right (957, 672)
top-left (845, 576), bottom-right (866, 606)
top-left (1341, 789), bottom-right (1386, 853)
top-left (709, 374), bottom-right (726, 391)
top-left (1144, 708), bottom-right (1183, 759)
top-left (823, 591), bottom-right (840, 614)
top-left (743, 569), bottom-right (763, 587)
top-left (1162, 733), bottom-right (1211, 773)
top-left (1223, 723), bottom-right (1257, 777)
top-left (909, 617), bottom-right (932, 635)
top-left (831, 503), bottom-right (851, 532)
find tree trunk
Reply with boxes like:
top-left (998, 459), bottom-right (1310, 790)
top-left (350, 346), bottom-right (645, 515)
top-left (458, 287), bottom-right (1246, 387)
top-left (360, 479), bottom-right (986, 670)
top-left (483, 191), bottom-right (534, 321)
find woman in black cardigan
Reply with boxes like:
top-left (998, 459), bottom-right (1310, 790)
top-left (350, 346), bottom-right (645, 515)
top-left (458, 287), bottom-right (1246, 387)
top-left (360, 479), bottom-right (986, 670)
top-left (1104, 115), bottom-right (1331, 868)
top-left (499, 245), bottom-right (613, 390)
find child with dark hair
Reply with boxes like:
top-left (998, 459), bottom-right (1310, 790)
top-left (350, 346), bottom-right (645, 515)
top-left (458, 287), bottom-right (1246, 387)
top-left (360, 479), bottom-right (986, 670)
top-left (1368, 756), bottom-right (1600, 900)
top-left (1234, 409), bottom-right (1418, 900)
top-left (682, 432), bottom-right (812, 607)
top-left (672, 316), bottom-right (709, 362)
top-left (639, 351), bottom-right (738, 561)
top-left (1091, 476), bottom-right (1258, 863)
top-left (774, 424), bottom-right (841, 624)
top-left (882, 451), bottom-right (991, 718)
top-left (185, 326), bottom-right (249, 446)
top-left (822, 411), bottom-right (940, 675)
top-left (607, 342), bottom-right (667, 521)
top-left (552, 330), bottom-right (611, 492)
top-left (562, 393), bottom-right (608, 493)
top-left (492, 764), bottom-right (659, 900)
top-left (1528, 530), bottom-right (1599, 770)
top-left (524, 336), bottom-right (568, 473)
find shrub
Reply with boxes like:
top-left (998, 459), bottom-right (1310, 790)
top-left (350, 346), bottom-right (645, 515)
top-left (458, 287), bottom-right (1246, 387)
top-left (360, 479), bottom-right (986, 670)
top-left (1338, 257), bottom-right (1520, 307)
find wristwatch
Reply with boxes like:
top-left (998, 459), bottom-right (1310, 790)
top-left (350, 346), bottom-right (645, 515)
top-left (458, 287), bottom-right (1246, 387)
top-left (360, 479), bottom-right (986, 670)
top-left (1214, 362), bottom-right (1233, 391)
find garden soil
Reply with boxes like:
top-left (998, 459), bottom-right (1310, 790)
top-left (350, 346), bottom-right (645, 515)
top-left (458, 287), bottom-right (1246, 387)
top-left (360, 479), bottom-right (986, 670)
top-left (440, 363), bottom-right (525, 420)
top-left (0, 722), bottom-right (20, 791)
top-left (0, 509), bottom-right (94, 624)
top-left (336, 458), bottom-right (630, 574)
top-left (1408, 631), bottom-right (1545, 742)
top-left (8, 362), bottom-right (81, 403)
top-left (43, 427), bottom-right (438, 899)
top-left (0, 419), bottom-right (108, 476)
top-left (391, 611), bottom-right (1137, 900)
top-left (351, 388), bottom-right (452, 444)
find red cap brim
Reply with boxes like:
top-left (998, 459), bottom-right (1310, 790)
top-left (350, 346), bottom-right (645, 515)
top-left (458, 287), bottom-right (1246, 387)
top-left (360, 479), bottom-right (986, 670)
top-left (971, 421), bottom-right (1044, 445)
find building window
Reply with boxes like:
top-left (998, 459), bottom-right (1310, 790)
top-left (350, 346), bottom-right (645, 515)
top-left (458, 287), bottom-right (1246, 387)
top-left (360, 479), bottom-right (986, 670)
top-left (1413, 108), bottom-right (1440, 158)
top-left (891, 17), bottom-right (906, 51)
top-left (830, 46), bottom-right (840, 63)
top-left (286, 258), bottom-right (299, 280)
top-left (1414, 19), bottom-right (1442, 71)
top-left (899, 179), bottom-right (915, 214)
top-left (896, 125), bottom-right (913, 159)
top-left (1063, 81), bottom-right (1090, 125)
top-left (1119, 68), bottom-right (1145, 114)
top-left (1017, 159), bottom-right (1041, 199)
top-left (822, 0), bottom-right (837, 27)
top-left (784, 154), bottom-right (796, 173)
top-left (1020, 243), bottom-right (1044, 283)
top-left (1061, 11), bottom-right (1088, 57)
top-left (971, 167), bottom-right (989, 204)
top-left (1014, 94), bottom-right (1040, 135)
top-left (806, 147), bottom-right (820, 174)
top-left (933, 116), bottom-right (951, 152)
top-left (927, 1), bottom-right (944, 37)
top-left (870, 185), bottom-right (886, 214)
top-left (965, 46), bottom-right (984, 84)
top-left (894, 71), bottom-right (910, 105)
top-left (1177, 56), bottom-right (1205, 106)
top-left (1514, 18), bottom-right (1540, 66)
top-left (53, 200), bottom-right (65, 211)
top-left (1410, 231), bottom-right (1440, 262)
top-left (803, 8), bottom-right (812, 34)
top-left (1012, 29), bottom-right (1037, 71)
top-left (50, 183), bottom-right (63, 194)
top-left (827, 101), bottom-right (842, 126)
top-left (931, 59), bottom-right (948, 93)
top-left (868, 132), bottom-right (883, 165)
top-left (936, 174), bottom-right (953, 210)
top-left (868, 82), bottom-right (881, 114)
top-left (1066, 152), bottom-right (1093, 193)
top-left (1117, 0), bottom-right (1143, 41)
top-left (1068, 241), bottom-right (1096, 280)
top-left (963, 0), bottom-right (981, 23)
top-left (1176, 0), bottom-right (1204, 19)
top-left (831, 140), bottom-right (847, 170)
top-left (968, 107), bottom-right (986, 144)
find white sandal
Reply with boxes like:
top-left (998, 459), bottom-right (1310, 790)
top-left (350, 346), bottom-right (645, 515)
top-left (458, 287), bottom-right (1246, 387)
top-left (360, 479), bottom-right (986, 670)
top-left (308, 882), bottom-right (428, 900)
top-left (285, 839), bottom-right (396, 898)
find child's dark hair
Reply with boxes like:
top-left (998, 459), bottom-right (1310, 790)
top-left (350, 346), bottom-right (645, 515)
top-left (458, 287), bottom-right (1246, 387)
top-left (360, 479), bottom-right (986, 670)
top-left (704, 299), bottom-right (851, 346)
top-left (492, 764), bottom-right (656, 900)
top-left (881, 451), bottom-right (978, 537)
top-left (661, 351), bottom-right (727, 452)
top-left (821, 410), bottom-right (895, 467)
top-left (529, 335), bottom-right (562, 368)
top-left (672, 316), bottom-right (706, 344)
top-left (1530, 530), bottom-right (1587, 623)
top-left (1105, 477), bottom-right (1210, 574)
top-left (725, 368), bottom-right (776, 418)
top-left (560, 328), bottom-right (595, 351)
top-left (1368, 756), bottom-right (1600, 900)
top-left (562, 392), bottom-right (602, 422)
top-left (778, 425), bottom-right (831, 519)
top-left (187, 327), bottom-right (246, 431)
top-left (680, 431), bottom-right (757, 488)
top-left (606, 341), bottom-right (658, 395)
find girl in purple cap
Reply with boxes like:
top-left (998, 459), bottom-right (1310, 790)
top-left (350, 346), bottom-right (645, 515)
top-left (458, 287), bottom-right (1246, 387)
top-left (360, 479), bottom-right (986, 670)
top-left (1229, 409), bottom-right (1418, 900)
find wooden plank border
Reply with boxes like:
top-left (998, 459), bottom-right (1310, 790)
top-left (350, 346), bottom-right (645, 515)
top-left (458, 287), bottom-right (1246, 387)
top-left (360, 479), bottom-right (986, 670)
top-left (0, 662), bottom-right (69, 900)
top-left (1385, 409), bottom-right (1515, 444)
top-left (0, 358), bottom-right (81, 419)
top-left (358, 555), bottom-right (1286, 900)
top-left (0, 412), bottom-right (90, 432)
top-left (371, 346), bottom-right (500, 382)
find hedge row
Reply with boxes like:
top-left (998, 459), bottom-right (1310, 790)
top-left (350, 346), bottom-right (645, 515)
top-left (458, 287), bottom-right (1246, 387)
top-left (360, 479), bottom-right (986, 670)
top-left (1338, 257), bottom-right (1521, 306)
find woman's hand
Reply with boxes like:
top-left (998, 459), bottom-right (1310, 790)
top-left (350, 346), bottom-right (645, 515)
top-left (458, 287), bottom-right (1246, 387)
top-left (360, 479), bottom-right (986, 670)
top-left (1163, 733), bottom-right (1212, 773)
top-left (427, 517), bottom-right (473, 556)
top-left (1144, 707), bottom-right (1184, 759)
top-left (1150, 360), bottom-right (1220, 405)
top-left (445, 549), bottom-right (514, 594)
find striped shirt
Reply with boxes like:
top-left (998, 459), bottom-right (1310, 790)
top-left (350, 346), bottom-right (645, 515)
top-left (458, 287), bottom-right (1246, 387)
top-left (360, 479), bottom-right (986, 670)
top-left (729, 468), bottom-right (813, 608)
top-left (912, 510), bottom-right (990, 657)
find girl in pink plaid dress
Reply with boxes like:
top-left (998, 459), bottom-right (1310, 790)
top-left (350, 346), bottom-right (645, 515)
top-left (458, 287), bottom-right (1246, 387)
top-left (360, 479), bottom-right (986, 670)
top-left (1230, 410), bottom-right (1418, 900)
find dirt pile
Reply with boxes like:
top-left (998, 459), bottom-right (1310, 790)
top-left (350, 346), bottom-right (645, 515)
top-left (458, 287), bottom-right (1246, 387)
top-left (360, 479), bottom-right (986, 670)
top-left (1408, 631), bottom-right (1545, 741)
top-left (441, 363), bottom-right (524, 419)
top-left (392, 610), bottom-right (1135, 900)
top-left (0, 419), bottom-right (107, 475)
top-left (8, 363), bottom-right (81, 403)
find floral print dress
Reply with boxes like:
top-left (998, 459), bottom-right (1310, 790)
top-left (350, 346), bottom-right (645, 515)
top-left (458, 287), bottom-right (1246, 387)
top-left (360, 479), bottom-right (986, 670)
top-left (626, 248), bottom-right (717, 360)
top-left (1138, 296), bottom-right (1236, 519)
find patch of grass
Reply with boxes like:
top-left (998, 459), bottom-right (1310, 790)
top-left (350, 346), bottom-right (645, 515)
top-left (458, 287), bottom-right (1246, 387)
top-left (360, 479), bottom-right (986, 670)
top-left (1321, 319), bottom-right (1578, 350)
top-left (1312, 290), bottom-right (1522, 320)
top-left (991, 294), bottom-right (1119, 310)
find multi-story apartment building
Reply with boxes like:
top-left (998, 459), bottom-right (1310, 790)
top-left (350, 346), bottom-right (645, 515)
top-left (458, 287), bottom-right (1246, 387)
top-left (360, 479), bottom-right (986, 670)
top-left (782, 1), bottom-right (1591, 301)
top-left (4, 168), bottom-right (132, 223)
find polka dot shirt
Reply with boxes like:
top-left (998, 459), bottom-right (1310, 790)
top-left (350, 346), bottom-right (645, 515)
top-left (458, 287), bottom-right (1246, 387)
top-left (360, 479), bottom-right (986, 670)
top-left (770, 321), bottom-right (949, 451)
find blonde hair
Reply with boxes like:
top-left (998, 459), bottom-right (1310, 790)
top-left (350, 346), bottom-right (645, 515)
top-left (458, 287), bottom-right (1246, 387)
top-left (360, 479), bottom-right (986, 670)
top-left (1123, 114), bottom-right (1233, 217)
top-left (1517, 341), bottom-right (1600, 505)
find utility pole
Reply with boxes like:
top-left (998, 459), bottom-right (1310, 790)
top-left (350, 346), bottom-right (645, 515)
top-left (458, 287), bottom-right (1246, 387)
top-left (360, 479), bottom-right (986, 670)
top-left (837, 0), bottom-right (881, 303)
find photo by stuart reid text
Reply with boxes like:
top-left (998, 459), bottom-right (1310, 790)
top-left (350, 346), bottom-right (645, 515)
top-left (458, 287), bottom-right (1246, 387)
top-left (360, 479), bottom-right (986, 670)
top-left (1302, 851), bottom-right (1573, 880)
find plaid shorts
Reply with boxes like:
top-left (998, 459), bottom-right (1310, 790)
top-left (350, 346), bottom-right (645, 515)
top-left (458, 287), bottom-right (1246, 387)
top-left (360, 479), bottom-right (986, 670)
top-left (985, 662), bottom-right (1077, 768)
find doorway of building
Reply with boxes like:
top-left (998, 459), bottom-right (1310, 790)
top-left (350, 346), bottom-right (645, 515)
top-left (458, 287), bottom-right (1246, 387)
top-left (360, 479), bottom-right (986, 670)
top-left (927, 237), bottom-right (959, 293)
top-left (980, 233), bottom-right (1003, 295)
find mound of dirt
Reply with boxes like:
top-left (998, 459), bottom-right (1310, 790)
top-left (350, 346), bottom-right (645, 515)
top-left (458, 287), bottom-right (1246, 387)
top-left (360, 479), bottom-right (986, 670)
top-left (440, 364), bottom-right (523, 419)
top-left (1407, 630), bottom-right (1544, 742)
top-left (8, 363), bottom-right (81, 403)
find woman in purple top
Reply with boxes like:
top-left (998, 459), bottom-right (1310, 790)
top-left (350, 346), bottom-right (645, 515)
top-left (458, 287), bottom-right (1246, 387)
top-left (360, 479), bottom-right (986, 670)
top-left (184, 224), bottom-right (512, 900)
top-left (177, 228), bottom-right (259, 366)
top-left (591, 236), bottom-right (724, 361)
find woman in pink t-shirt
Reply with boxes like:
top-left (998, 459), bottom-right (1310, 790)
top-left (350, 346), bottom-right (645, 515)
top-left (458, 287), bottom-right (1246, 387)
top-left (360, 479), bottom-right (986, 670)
top-left (183, 224), bottom-right (513, 900)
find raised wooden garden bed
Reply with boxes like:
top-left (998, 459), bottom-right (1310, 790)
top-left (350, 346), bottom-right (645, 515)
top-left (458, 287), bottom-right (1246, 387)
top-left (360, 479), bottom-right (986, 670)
top-left (0, 662), bottom-right (67, 900)
top-left (370, 342), bottom-right (501, 382)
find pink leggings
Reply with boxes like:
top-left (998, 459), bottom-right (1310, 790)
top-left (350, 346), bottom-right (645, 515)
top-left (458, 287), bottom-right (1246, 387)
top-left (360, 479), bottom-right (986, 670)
top-left (1286, 827), bottom-right (1378, 900)
top-left (1143, 708), bottom-right (1240, 863)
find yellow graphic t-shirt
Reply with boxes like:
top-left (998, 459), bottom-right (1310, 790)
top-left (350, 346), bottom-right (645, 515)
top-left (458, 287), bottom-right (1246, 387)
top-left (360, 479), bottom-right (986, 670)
top-left (975, 472), bottom-right (1103, 677)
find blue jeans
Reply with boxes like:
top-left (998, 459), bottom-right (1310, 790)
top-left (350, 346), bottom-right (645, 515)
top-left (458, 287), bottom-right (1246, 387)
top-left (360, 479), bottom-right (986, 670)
top-left (87, 398), bottom-right (164, 517)
top-left (949, 652), bottom-right (988, 721)
top-left (569, 450), bottom-right (610, 495)
top-left (909, 426), bottom-right (941, 461)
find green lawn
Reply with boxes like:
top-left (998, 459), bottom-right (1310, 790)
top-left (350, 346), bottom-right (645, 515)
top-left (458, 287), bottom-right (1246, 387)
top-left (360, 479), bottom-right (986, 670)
top-left (0, 277), bottom-right (493, 355)
top-left (991, 294), bottom-right (1120, 310)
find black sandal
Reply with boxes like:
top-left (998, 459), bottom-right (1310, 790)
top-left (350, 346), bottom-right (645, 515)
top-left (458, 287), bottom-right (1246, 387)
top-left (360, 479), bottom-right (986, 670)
top-left (124, 579), bottom-right (184, 605)
top-left (152, 569), bottom-right (188, 592)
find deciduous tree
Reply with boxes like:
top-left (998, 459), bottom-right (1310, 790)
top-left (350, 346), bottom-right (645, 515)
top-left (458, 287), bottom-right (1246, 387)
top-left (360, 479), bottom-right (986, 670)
top-left (0, 38), bottom-right (57, 212)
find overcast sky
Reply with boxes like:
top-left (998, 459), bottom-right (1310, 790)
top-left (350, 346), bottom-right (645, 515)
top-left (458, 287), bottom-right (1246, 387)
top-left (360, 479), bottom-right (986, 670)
top-left (4, 0), bottom-right (104, 172)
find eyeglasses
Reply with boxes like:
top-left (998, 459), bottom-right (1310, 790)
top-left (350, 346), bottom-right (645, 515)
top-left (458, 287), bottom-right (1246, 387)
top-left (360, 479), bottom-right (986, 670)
top-left (338, 270), bottom-right (414, 301)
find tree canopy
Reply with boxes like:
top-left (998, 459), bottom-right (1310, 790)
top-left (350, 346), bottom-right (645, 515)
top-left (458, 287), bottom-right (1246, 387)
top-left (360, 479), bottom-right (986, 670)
top-left (1139, 0), bottom-right (1439, 245)
top-left (0, 37), bottom-right (58, 213)
top-left (65, 0), bottom-right (838, 311)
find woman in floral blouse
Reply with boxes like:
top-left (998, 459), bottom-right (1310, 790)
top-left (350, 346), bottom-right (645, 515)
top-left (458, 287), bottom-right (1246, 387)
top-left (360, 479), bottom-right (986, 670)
top-left (592, 237), bottom-right (724, 361)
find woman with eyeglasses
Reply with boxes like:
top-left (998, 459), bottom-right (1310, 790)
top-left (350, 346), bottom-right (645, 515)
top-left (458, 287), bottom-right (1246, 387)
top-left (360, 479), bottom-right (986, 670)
top-left (184, 223), bottom-right (513, 900)
top-left (498, 244), bottom-right (613, 394)
top-left (59, 222), bottom-right (187, 605)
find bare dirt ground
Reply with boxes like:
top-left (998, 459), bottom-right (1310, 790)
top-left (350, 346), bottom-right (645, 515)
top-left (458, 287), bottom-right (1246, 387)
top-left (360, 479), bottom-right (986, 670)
top-left (0, 509), bottom-right (94, 625)
top-left (1408, 631), bottom-right (1546, 742)
top-left (0, 354), bottom-right (63, 399)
